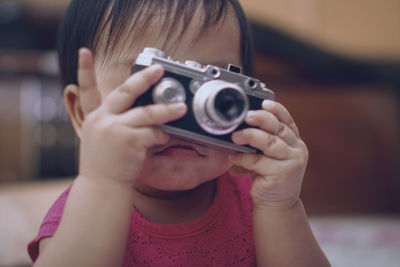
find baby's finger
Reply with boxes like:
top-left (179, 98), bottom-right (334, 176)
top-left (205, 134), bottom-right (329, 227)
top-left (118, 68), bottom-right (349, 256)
top-left (245, 110), bottom-right (300, 147)
top-left (104, 64), bottom-right (164, 114)
top-left (232, 128), bottom-right (293, 160)
top-left (119, 102), bottom-right (187, 127)
top-left (262, 100), bottom-right (300, 137)
top-left (231, 152), bottom-right (282, 176)
top-left (231, 153), bottom-right (272, 175)
top-left (125, 127), bottom-right (170, 148)
top-left (77, 48), bottom-right (97, 92)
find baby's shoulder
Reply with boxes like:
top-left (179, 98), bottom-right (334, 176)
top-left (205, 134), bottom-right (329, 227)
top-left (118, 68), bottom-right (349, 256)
top-left (43, 185), bottom-right (72, 222)
top-left (27, 184), bottom-right (72, 261)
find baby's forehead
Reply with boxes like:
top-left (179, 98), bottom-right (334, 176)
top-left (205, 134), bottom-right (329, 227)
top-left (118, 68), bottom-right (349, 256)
top-left (94, 1), bottom-right (233, 68)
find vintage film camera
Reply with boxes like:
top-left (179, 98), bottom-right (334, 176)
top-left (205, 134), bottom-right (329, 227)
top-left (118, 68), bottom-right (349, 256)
top-left (132, 47), bottom-right (275, 153)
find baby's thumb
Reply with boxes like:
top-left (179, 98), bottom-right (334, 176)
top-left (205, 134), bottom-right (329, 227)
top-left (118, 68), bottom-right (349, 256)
top-left (78, 48), bottom-right (98, 93)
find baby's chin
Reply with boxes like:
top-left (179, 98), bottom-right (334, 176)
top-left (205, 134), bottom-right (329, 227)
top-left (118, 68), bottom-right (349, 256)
top-left (134, 164), bottom-right (231, 195)
top-left (136, 173), bottom-right (213, 193)
top-left (136, 147), bottom-right (234, 193)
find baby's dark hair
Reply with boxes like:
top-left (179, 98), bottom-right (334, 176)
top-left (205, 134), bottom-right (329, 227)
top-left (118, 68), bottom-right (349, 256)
top-left (57, 0), bottom-right (254, 87)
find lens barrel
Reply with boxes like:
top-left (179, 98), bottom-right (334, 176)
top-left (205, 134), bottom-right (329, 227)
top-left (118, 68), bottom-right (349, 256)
top-left (193, 80), bottom-right (249, 135)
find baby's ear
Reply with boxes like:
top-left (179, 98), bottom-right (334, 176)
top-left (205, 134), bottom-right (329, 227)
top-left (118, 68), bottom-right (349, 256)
top-left (64, 84), bottom-right (84, 138)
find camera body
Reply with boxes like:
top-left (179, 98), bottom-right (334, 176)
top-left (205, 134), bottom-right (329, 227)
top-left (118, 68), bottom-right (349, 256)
top-left (132, 47), bottom-right (275, 153)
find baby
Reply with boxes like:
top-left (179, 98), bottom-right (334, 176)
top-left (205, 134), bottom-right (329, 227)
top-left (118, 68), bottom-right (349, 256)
top-left (28, 0), bottom-right (330, 266)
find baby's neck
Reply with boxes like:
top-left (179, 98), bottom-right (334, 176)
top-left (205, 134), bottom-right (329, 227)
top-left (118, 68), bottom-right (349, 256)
top-left (132, 180), bottom-right (217, 224)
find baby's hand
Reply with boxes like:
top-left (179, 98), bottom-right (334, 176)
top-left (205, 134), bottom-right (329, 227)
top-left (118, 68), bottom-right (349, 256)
top-left (231, 100), bottom-right (308, 210)
top-left (76, 48), bottom-right (187, 184)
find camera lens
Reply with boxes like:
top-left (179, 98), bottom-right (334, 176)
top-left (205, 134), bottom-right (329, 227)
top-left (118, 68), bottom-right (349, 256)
top-left (193, 80), bottom-right (249, 135)
top-left (214, 89), bottom-right (245, 121)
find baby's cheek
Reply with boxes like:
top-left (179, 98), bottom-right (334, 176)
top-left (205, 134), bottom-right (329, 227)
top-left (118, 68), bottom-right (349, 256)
top-left (207, 151), bottom-right (235, 172)
top-left (96, 65), bottom-right (131, 98)
top-left (81, 88), bottom-right (102, 114)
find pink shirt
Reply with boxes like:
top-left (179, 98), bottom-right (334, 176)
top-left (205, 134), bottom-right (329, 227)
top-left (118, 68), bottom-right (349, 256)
top-left (28, 171), bottom-right (256, 266)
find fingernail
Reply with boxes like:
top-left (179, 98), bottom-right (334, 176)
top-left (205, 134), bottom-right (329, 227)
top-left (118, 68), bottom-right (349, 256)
top-left (78, 48), bottom-right (84, 66)
top-left (262, 100), bottom-right (274, 109)
top-left (149, 64), bottom-right (163, 74)
top-left (232, 132), bottom-right (244, 143)
top-left (246, 110), bottom-right (256, 121)
top-left (78, 47), bottom-right (89, 57)
top-left (171, 102), bottom-right (187, 113)
top-left (78, 48), bottom-right (91, 68)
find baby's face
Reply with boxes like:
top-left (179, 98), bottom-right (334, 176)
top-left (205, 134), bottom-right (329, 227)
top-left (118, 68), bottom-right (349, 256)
top-left (90, 4), bottom-right (241, 192)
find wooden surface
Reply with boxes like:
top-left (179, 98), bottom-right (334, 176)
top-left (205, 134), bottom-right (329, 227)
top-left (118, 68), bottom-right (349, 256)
top-left (240, 0), bottom-right (400, 60)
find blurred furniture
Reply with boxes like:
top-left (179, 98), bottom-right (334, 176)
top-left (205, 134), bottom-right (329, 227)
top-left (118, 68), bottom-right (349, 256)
top-left (0, 52), bottom-right (77, 182)
top-left (0, 1), bottom-right (77, 183)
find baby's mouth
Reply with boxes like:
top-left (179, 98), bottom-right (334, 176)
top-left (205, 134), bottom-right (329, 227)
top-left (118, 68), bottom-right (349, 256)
top-left (154, 141), bottom-right (206, 157)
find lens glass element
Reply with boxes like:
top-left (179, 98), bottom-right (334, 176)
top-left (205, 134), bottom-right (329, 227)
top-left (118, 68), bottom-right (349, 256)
top-left (214, 88), bottom-right (245, 121)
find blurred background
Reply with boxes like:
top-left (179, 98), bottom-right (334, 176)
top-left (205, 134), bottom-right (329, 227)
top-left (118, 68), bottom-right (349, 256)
top-left (0, 0), bottom-right (399, 266)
